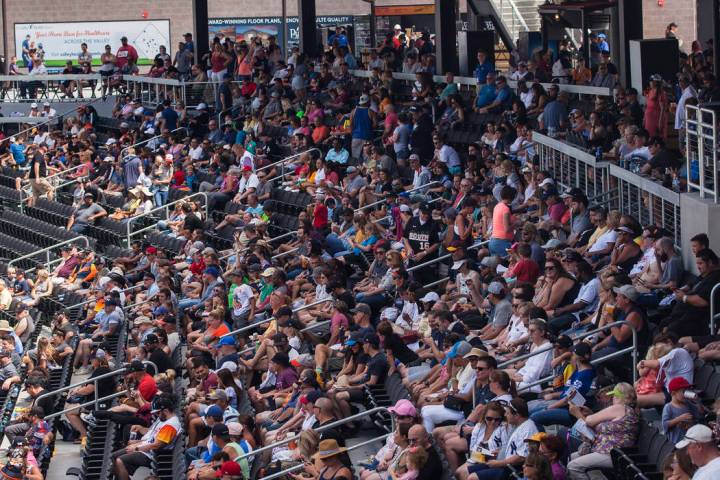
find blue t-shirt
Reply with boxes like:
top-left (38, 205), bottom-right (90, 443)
top-left (474, 61), bottom-right (494, 84)
top-left (161, 108), bottom-right (179, 131)
top-left (475, 84), bottom-right (497, 108)
top-left (10, 143), bottom-right (26, 165)
top-left (561, 367), bottom-right (596, 398)
top-left (495, 85), bottom-right (514, 111)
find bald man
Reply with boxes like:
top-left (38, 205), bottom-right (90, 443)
top-left (408, 425), bottom-right (443, 479)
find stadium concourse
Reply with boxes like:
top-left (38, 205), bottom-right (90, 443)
top-left (1, 23), bottom-right (720, 480)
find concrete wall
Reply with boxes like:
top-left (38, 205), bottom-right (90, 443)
top-left (642, 0), bottom-right (697, 51)
top-left (679, 193), bottom-right (720, 273)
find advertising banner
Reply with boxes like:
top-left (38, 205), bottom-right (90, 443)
top-left (209, 16), bottom-right (354, 48)
top-left (15, 20), bottom-right (171, 67)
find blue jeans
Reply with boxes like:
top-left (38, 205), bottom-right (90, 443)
top-left (468, 464), bottom-right (509, 480)
top-left (154, 190), bottom-right (168, 207)
top-left (324, 233), bottom-right (350, 255)
top-left (488, 238), bottom-right (512, 257)
top-left (71, 223), bottom-right (88, 234)
top-left (530, 407), bottom-right (573, 427)
top-left (184, 445), bottom-right (206, 465)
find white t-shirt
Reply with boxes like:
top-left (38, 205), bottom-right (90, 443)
top-left (573, 277), bottom-right (600, 318)
top-left (499, 419), bottom-right (538, 460)
top-left (232, 284), bottom-right (254, 315)
top-left (658, 348), bottom-right (694, 390)
top-left (518, 341), bottom-right (553, 392)
top-left (588, 229), bottom-right (618, 254)
top-left (469, 422), bottom-right (510, 454)
top-left (506, 315), bottom-right (529, 343)
top-left (237, 173), bottom-right (259, 194)
top-left (693, 456), bottom-right (720, 480)
top-left (189, 146), bottom-right (204, 160)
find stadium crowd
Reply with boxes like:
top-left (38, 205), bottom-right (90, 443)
top-left (0, 22), bottom-right (719, 480)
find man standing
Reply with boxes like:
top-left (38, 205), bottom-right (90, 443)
top-left (29, 145), bottom-right (53, 207)
top-left (403, 203), bottom-right (440, 285)
top-left (675, 74), bottom-right (697, 132)
top-left (474, 50), bottom-right (494, 84)
top-left (116, 36), bottom-right (139, 72)
top-left (675, 424), bottom-right (720, 479)
top-left (349, 94), bottom-right (375, 159)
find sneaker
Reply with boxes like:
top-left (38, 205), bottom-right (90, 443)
top-left (315, 371), bottom-right (325, 389)
top-left (75, 366), bottom-right (91, 376)
top-left (80, 413), bottom-right (97, 427)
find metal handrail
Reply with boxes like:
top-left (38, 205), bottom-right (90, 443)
top-left (0, 94), bottom-right (106, 145)
top-left (22, 163), bottom-right (86, 187)
top-left (357, 181), bottom-right (440, 214)
top-left (119, 126), bottom-right (187, 160)
top-left (220, 231), bottom-right (297, 262)
top-left (256, 148), bottom-right (321, 173)
top-left (221, 297), bottom-right (333, 339)
top-left (516, 344), bottom-right (639, 393)
top-left (272, 247), bottom-right (299, 260)
top-left (8, 236), bottom-right (90, 269)
top-left (45, 389), bottom-right (129, 421)
top-left (125, 191), bottom-right (209, 245)
top-left (371, 196), bottom-right (443, 224)
top-left (236, 406), bottom-right (393, 461)
top-left (62, 285), bottom-right (138, 312)
top-left (710, 283), bottom-right (720, 336)
top-left (238, 319), bottom-right (332, 355)
top-left (407, 239), bottom-right (488, 272)
top-left (498, 320), bottom-right (639, 384)
top-left (35, 360), bottom-right (158, 413)
top-left (260, 432), bottom-right (392, 480)
top-left (124, 297), bottom-right (156, 311)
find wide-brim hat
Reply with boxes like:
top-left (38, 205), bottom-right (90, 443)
top-left (312, 439), bottom-right (348, 460)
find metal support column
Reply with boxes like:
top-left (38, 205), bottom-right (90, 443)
top-left (434, 0), bottom-right (459, 75)
top-left (192, 0), bottom-right (209, 64)
top-left (298, 0), bottom-right (318, 58)
top-left (617, 0), bottom-right (643, 88)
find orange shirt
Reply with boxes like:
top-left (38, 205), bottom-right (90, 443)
top-left (491, 202), bottom-right (514, 240)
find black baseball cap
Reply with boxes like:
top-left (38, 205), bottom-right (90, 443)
top-left (554, 335), bottom-right (573, 349)
top-left (573, 342), bottom-right (592, 359)
top-left (128, 360), bottom-right (145, 372)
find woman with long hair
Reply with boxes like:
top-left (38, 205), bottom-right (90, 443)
top-left (533, 258), bottom-right (578, 312)
top-left (451, 401), bottom-right (510, 476)
top-left (643, 76), bottom-right (668, 139)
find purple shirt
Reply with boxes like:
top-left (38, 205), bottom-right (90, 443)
top-left (275, 367), bottom-right (299, 390)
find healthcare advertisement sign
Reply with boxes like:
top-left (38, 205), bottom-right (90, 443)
top-left (14, 20), bottom-right (171, 67)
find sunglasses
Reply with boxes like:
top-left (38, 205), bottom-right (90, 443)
top-left (485, 416), bottom-right (502, 422)
top-left (545, 266), bottom-right (556, 271)
top-left (476, 366), bottom-right (488, 371)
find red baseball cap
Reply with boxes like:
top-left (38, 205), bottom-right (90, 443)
top-left (146, 246), bottom-right (158, 255)
top-left (215, 461), bottom-right (242, 477)
top-left (668, 377), bottom-right (692, 392)
top-left (242, 165), bottom-right (252, 172)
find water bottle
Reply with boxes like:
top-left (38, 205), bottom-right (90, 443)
top-left (595, 147), bottom-right (603, 163)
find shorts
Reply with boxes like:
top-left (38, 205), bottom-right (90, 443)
top-left (116, 451), bottom-right (151, 474)
top-left (31, 179), bottom-right (52, 197)
top-left (346, 387), bottom-right (366, 402)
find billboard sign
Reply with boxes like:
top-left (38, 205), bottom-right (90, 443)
top-left (15, 20), bottom-right (171, 67)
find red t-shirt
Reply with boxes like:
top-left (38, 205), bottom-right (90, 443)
top-left (138, 373), bottom-right (158, 402)
top-left (313, 203), bottom-right (328, 230)
top-left (511, 258), bottom-right (541, 284)
top-left (116, 45), bottom-right (138, 69)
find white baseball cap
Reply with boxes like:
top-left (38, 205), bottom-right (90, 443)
top-left (394, 24), bottom-right (402, 30)
top-left (420, 291), bottom-right (440, 303)
top-left (675, 424), bottom-right (714, 449)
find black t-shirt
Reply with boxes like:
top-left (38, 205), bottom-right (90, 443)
top-left (417, 446), bottom-right (443, 480)
top-left (364, 352), bottom-right (389, 384)
top-left (90, 366), bottom-right (116, 400)
top-left (334, 290), bottom-right (356, 310)
top-left (148, 348), bottom-right (173, 374)
top-left (32, 389), bottom-right (56, 417)
top-left (404, 218), bottom-right (440, 258)
top-left (183, 213), bottom-right (204, 231)
top-left (383, 333), bottom-right (419, 365)
top-left (649, 149), bottom-right (680, 171)
top-left (29, 152), bottom-right (47, 179)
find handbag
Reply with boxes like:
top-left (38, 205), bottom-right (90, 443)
top-left (443, 395), bottom-right (467, 412)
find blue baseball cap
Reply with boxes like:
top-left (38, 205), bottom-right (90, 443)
top-left (205, 405), bottom-right (224, 419)
top-left (204, 266), bottom-right (221, 277)
top-left (153, 306), bottom-right (169, 316)
top-left (216, 336), bottom-right (237, 348)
